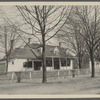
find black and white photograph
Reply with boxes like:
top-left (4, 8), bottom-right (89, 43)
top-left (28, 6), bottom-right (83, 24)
top-left (0, 2), bottom-right (100, 96)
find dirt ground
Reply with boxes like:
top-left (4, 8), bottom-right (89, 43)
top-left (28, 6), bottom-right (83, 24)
top-left (0, 75), bottom-right (100, 95)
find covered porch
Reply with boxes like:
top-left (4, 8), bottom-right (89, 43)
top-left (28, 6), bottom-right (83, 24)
top-left (45, 57), bottom-right (73, 71)
top-left (23, 57), bottom-right (73, 71)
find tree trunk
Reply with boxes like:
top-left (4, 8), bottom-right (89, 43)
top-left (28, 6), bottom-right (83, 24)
top-left (42, 35), bottom-right (47, 83)
top-left (6, 57), bottom-right (9, 73)
top-left (78, 57), bottom-right (82, 69)
top-left (5, 32), bottom-right (8, 74)
top-left (77, 52), bottom-right (82, 69)
top-left (90, 50), bottom-right (95, 78)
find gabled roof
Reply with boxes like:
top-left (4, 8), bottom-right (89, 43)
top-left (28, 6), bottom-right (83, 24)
top-left (30, 43), bottom-right (73, 57)
top-left (10, 47), bottom-right (41, 59)
top-left (2, 45), bottom-right (41, 60)
top-left (1, 43), bottom-right (73, 61)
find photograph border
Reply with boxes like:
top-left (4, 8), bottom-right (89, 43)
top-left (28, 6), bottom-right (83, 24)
top-left (0, 1), bottom-right (100, 100)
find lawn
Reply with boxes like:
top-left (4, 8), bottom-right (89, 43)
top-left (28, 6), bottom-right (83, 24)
top-left (0, 75), bottom-right (100, 95)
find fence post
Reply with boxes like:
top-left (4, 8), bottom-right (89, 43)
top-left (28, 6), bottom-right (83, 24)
top-left (11, 72), bottom-right (14, 80)
top-left (78, 69), bottom-right (80, 76)
top-left (15, 72), bottom-right (21, 83)
top-left (30, 71), bottom-right (32, 79)
top-left (68, 70), bottom-right (70, 76)
top-left (72, 69), bottom-right (75, 77)
top-left (57, 71), bottom-right (59, 78)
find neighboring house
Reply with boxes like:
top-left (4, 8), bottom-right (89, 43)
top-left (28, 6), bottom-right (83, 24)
top-left (89, 59), bottom-right (100, 70)
top-left (73, 55), bottom-right (90, 69)
top-left (0, 43), bottom-right (75, 73)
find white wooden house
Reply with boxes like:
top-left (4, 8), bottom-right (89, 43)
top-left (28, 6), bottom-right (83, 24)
top-left (0, 43), bottom-right (74, 73)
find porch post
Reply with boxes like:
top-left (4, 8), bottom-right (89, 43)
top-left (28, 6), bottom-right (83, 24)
top-left (71, 59), bottom-right (73, 70)
top-left (32, 61), bottom-right (34, 71)
top-left (52, 57), bottom-right (54, 70)
top-left (59, 58), bottom-right (61, 70)
top-left (11, 72), bottom-right (14, 80)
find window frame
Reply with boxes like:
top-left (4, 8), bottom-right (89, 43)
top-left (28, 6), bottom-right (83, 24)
top-left (67, 58), bottom-right (71, 66)
top-left (60, 58), bottom-right (67, 67)
top-left (23, 61), bottom-right (32, 68)
top-left (46, 57), bottom-right (52, 67)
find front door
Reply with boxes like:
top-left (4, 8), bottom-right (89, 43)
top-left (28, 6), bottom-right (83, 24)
top-left (34, 61), bottom-right (42, 70)
top-left (54, 58), bottom-right (60, 69)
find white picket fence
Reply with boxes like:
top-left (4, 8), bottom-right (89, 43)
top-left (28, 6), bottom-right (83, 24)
top-left (0, 68), bottom-right (99, 81)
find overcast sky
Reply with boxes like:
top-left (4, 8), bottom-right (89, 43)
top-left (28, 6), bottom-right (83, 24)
top-left (0, 6), bottom-right (59, 45)
top-left (0, 6), bottom-right (61, 58)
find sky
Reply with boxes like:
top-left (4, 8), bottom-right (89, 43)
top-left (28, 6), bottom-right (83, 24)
top-left (0, 6), bottom-right (62, 58)
top-left (0, 6), bottom-right (60, 44)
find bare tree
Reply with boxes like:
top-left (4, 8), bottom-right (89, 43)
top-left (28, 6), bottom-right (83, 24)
top-left (70, 6), bottom-right (100, 77)
top-left (57, 22), bottom-right (86, 70)
top-left (16, 5), bottom-right (71, 83)
top-left (0, 21), bottom-right (21, 72)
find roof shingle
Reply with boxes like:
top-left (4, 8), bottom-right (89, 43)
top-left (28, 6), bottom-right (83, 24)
top-left (1, 43), bottom-right (73, 60)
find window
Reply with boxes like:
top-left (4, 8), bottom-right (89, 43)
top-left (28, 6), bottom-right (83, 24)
top-left (54, 51), bottom-right (59, 55)
top-left (67, 58), bottom-right (71, 66)
top-left (37, 48), bottom-right (42, 53)
top-left (46, 57), bottom-right (52, 67)
top-left (61, 58), bottom-right (66, 66)
top-left (12, 61), bottom-right (14, 65)
top-left (23, 62), bottom-right (27, 67)
top-left (54, 47), bottom-right (59, 55)
top-left (23, 61), bottom-right (32, 68)
top-left (34, 61), bottom-right (41, 70)
top-left (54, 58), bottom-right (60, 69)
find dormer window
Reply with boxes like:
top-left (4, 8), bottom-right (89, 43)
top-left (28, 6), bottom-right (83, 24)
top-left (66, 50), bottom-right (69, 54)
top-left (66, 49), bottom-right (71, 55)
top-left (54, 47), bottom-right (59, 55)
top-left (54, 51), bottom-right (59, 55)
top-left (38, 47), bottom-right (42, 53)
